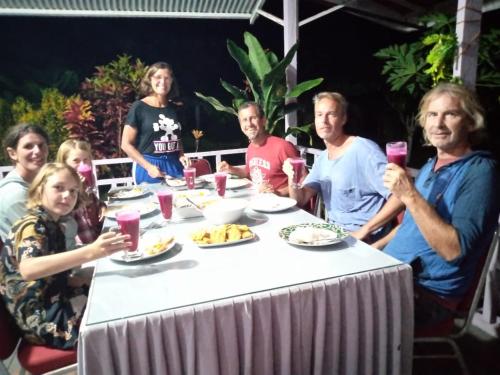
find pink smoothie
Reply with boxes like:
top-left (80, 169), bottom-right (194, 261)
top-left (183, 168), bottom-right (196, 190)
top-left (387, 152), bottom-right (407, 167)
top-left (290, 158), bottom-right (305, 186)
top-left (157, 190), bottom-right (173, 219)
top-left (77, 162), bottom-right (94, 188)
top-left (116, 211), bottom-right (140, 251)
top-left (214, 172), bottom-right (227, 197)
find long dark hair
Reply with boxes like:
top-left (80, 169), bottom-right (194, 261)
top-left (3, 123), bottom-right (49, 162)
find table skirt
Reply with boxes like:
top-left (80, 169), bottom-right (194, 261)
top-left (78, 264), bottom-right (413, 375)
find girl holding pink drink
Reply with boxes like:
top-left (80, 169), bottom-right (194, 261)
top-left (57, 140), bottom-right (106, 244)
top-left (0, 163), bottom-right (129, 349)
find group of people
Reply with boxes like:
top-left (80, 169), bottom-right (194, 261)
top-left (0, 55), bottom-right (498, 351)
top-left (221, 83), bottom-right (499, 330)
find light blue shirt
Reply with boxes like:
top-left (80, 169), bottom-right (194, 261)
top-left (303, 137), bottom-right (389, 231)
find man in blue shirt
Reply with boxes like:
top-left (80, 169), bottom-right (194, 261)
top-left (353, 83), bottom-right (499, 328)
top-left (284, 92), bottom-right (390, 233)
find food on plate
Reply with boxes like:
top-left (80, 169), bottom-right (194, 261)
top-left (108, 187), bottom-right (144, 199)
top-left (105, 202), bottom-right (155, 218)
top-left (191, 224), bottom-right (253, 244)
top-left (143, 235), bottom-right (174, 256)
top-left (165, 178), bottom-right (186, 187)
top-left (289, 227), bottom-right (339, 244)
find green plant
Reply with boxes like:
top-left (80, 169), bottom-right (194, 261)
top-left (374, 13), bottom-right (500, 157)
top-left (195, 31), bottom-right (323, 142)
top-left (68, 55), bottom-right (148, 159)
top-left (11, 88), bottom-right (69, 158)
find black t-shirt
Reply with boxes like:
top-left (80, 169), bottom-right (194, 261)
top-left (125, 100), bottom-right (182, 155)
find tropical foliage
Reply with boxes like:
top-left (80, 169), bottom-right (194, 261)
top-left (374, 13), bottom-right (500, 155)
top-left (64, 55), bottom-right (147, 159)
top-left (195, 31), bottom-right (323, 142)
top-left (11, 88), bottom-right (69, 158)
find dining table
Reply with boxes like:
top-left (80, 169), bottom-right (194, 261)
top-left (77, 180), bottom-right (414, 375)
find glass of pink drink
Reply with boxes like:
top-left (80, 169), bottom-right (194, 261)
top-left (115, 210), bottom-right (140, 260)
top-left (157, 190), bottom-right (173, 220)
top-left (386, 141), bottom-right (407, 167)
top-left (77, 162), bottom-right (94, 189)
top-left (290, 158), bottom-right (306, 189)
top-left (183, 168), bottom-right (196, 190)
top-left (214, 172), bottom-right (227, 197)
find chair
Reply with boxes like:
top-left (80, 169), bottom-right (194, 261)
top-left (190, 158), bottom-right (212, 176)
top-left (0, 239), bottom-right (77, 375)
top-left (413, 225), bottom-right (500, 375)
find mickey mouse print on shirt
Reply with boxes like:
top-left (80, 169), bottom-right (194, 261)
top-left (152, 114), bottom-right (182, 154)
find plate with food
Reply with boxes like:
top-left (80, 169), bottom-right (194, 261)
top-left (173, 189), bottom-right (218, 218)
top-left (191, 224), bottom-right (255, 247)
top-left (165, 177), bottom-right (205, 189)
top-left (201, 173), bottom-right (239, 183)
top-left (279, 223), bottom-right (348, 247)
top-left (105, 202), bottom-right (157, 219)
top-left (249, 194), bottom-right (297, 213)
top-left (108, 186), bottom-right (148, 200)
top-left (109, 232), bottom-right (176, 262)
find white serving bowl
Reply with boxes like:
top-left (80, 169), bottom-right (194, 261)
top-left (202, 198), bottom-right (248, 224)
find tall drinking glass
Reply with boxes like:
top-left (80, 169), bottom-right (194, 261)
top-left (115, 210), bottom-right (140, 261)
top-left (157, 190), bottom-right (173, 220)
top-left (214, 172), bottom-right (227, 197)
top-left (290, 158), bottom-right (306, 189)
top-left (386, 141), bottom-right (407, 167)
top-left (77, 162), bottom-right (94, 189)
top-left (183, 168), bottom-right (196, 190)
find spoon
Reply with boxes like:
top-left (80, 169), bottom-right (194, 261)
top-left (185, 197), bottom-right (203, 211)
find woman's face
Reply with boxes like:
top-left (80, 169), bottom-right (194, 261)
top-left (7, 132), bottom-right (48, 181)
top-left (66, 148), bottom-right (92, 169)
top-left (41, 169), bottom-right (79, 221)
top-left (150, 68), bottom-right (173, 97)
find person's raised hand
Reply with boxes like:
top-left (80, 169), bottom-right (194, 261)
top-left (282, 158), bottom-right (294, 180)
top-left (218, 161), bottom-right (232, 173)
top-left (89, 231), bottom-right (131, 259)
top-left (179, 155), bottom-right (190, 168)
top-left (383, 163), bottom-right (415, 203)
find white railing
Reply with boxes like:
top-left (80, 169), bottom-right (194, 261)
top-left (0, 147), bottom-right (323, 196)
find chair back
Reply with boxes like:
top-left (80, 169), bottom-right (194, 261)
top-left (455, 225), bottom-right (500, 334)
top-left (190, 158), bottom-right (212, 177)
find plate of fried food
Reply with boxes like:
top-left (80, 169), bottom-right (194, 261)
top-left (191, 224), bottom-right (255, 247)
top-left (108, 186), bottom-right (148, 200)
top-left (109, 232), bottom-right (176, 262)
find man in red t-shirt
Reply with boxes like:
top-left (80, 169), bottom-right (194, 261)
top-left (219, 102), bottom-right (299, 196)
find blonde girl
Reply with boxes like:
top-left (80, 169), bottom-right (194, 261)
top-left (0, 163), bottom-right (129, 349)
top-left (57, 139), bottom-right (106, 244)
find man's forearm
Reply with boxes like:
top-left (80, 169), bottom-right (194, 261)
top-left (402, 190), bottom-right (461, 261)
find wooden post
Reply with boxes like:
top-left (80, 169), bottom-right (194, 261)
top-left (453, 0), bottom-right (483, 89)
top-left (284, 0), bottom-right (298, 144)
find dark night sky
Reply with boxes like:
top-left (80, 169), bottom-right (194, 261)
top-left (1, 3), bottom-right (498, 159)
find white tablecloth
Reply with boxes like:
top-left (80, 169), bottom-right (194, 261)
top-left (78, 186), bottom-right (414, 375)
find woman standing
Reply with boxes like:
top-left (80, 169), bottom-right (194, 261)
top-left (0, 123), bottom-right (49, 241)
top-left (121, 61), bottom-right (188, 184)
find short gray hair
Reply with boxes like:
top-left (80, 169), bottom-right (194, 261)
top-left (313, 92), bottom-right (348, 116)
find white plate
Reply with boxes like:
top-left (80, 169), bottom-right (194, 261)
top-left (165, 178), bottom-right (204, 189)
top-left (279, 223), bottom-right (348, 247)
top-left (249, 194), bottom-right (297, 212)
top-left (108, 187), bottom-right (148, 200)
top-left (201, 173), bottom-right (239, 183)
top-left (225, 179), bottom-right (251, 190)
top-left (109, 233), bottom-right (176, 263)
top-left (195, 233), bottom-right (256, 248)
top-left (105, 202), bottom-right (157, 219)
